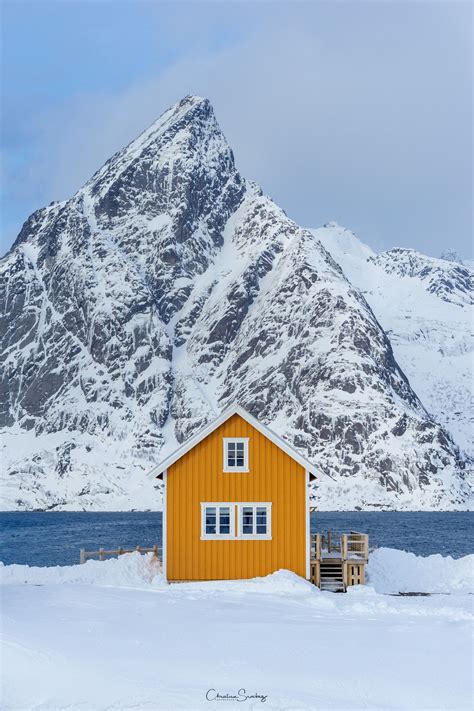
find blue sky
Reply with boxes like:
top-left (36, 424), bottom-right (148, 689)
top-left (1, 1), bottom-right (472, 258)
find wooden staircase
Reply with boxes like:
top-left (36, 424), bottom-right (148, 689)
top-left (319, 559), bottom-right (345, 592)
top-left (310, 532), bottom-right (369, 592)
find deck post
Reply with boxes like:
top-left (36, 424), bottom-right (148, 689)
top-left (315, 533), bottom-right (321, 561)
top-left (341, 534), bottom-right (347, 560)
top-left (80, 549), bottom-right (86, 565)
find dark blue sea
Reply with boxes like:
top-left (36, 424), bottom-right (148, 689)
top-left (0, 511), bottom-right (472, 567)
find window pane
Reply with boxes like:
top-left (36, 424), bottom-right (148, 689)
top-left (256, 507), bottom-right (267, 534)
top-left (219, 507), bottom-right (230, 534)
top-left (242, 507), bottom-right (253, 534)
top-left (205, 507), bottom-right (216, 535)
top-left (236, 442), bottom-right (245, 467)
top-left (227, 442), bottom-right (236, 467)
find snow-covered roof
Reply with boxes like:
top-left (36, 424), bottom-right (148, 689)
top-left (148, 404), bottom-right (317, 480)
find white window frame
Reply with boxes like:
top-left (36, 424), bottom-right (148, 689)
top-left (237, 503), bottom-right (272, 540)
top-left (201, 503), bottom-right (236, 540)
top-left (200, 502), bottom-right (272, 541)
top-left (222, 437), bottom-right (250, 473)
top-left (223, 437), bottom-right (249, 472)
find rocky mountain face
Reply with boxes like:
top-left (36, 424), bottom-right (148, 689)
top-left (1, 96), bottom-right (471, 511)
top-left (314, 224), bottom-right (473, 460)
top-left (369, 248), bottom-right (473, 307)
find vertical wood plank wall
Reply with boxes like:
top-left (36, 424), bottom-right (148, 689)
top-left (167, 413), bottom-right (307, 581)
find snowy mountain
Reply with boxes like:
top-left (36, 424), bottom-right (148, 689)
top-left (369, 248), bottom-right (472, 307)
top-left (1, 96), bottom-right (471, 511)
top-left (313, 224), bottom-right (473, 458)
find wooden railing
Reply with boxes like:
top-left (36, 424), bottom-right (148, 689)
top-left (311, 532), bottom-right (368, 562)
top-left (342, 532), bottom-right (369, 560)
top-left (79, 545), bottom-right (160, 564)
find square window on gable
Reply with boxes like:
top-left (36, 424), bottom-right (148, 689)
top-left (223, 438), bottom-right (249, 472)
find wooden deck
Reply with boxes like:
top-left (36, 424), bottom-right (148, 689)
top-left (310, 532), bottom-right (369, 592)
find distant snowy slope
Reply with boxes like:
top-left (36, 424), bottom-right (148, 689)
top-left (313, 224), bottom-right (473, 457)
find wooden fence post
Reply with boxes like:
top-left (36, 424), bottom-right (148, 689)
top-left (80, 549), bottom-right (86, 565)
top-left (99, 547), bottom-right (104, 561)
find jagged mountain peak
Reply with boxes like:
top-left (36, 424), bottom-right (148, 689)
top-left (80, 94), bottom-right (243, 227)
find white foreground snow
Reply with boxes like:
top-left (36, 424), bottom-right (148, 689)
top-left (1, 550), bottom-right (473, 710)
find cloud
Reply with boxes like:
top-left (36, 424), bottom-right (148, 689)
top-left (2, 1), bottom-right (472, 258)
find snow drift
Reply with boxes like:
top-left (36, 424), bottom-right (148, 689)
top-left (0, 551), bottom-right (165, 588)
top-left (366, 547), bottom-right (474, 594)
top-left (1, 549), bottom-right (472, 595)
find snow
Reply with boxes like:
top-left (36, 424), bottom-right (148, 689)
top-left (0, 551), bottom-right (165, 588)
top-left (1, 551), bottom-right (473, 710)
top-left (367, 547), bottom-right (474, 594)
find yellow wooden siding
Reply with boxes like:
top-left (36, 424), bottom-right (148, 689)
top-left (166, 413), bottom-right (307, 581)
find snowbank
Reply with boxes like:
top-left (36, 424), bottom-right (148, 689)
top-left (1, 548), bottom-right (473, 596)
top-left (367, 547), bottom-right (474, 594)
top-left (0, 552), bottom-right (166, 588)
top-left (176, 568), bottom-right (317, 596)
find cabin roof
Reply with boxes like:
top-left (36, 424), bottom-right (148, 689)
top-left (147, 404), bottom-right (317, 480)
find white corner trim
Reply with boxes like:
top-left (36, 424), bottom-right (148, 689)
top-left (162, 470), bottom-right (167, 582)
top-left (223, 437), bottom-right (249, 472)
top-left (305, 470), bottom-right (310, 580)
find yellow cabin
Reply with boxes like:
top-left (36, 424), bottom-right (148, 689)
top-left (148, 404), bottom-right (317, 583)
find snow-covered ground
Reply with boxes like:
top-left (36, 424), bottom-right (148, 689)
top-left (1, 550), bottom-right (472, 710)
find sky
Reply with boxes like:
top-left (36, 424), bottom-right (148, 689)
top-left (1, 0), bottom-right (472, 258)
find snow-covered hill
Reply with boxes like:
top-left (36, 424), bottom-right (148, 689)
top-left (1, 96), bottom-right (471, 511)
top-left (313, 224), bottom-right (473, 458)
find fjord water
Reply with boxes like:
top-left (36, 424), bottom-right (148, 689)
top-left (0, 511), bottom-right (471, 567)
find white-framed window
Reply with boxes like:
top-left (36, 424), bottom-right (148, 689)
top-left (201, 503), bottom-right (235, 539)
top-left (200, 502), bottom-right (272, 540)
top-left (238, 503), bottom-right (272, 540)
top-left (223, 438), bottom-right (249, 472)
